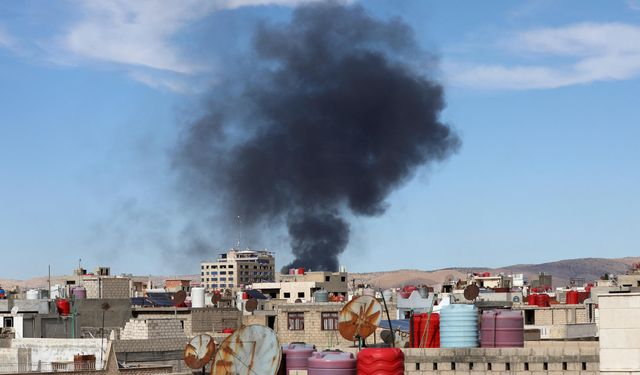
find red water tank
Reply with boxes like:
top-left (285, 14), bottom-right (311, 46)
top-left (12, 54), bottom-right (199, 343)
top-left (357, 348), bottom-right (404, 375)
top-left (566, 290), bottom-right (579, 304)
top-left (56, 299), bottom-right (71, 316)
top-left (222, 328), bottom-right (235, 334)
top-left (297, 267), bottom-right (305, 275)
top-left (527, 293), bottom-right (537, 305)
top-left (536, 294), bottom-right (550, 307)
top-left (411, 313), bottom-right (440, 348)
top-left (482, 272), bottom-right (491, 277)
top-left (577, 291), bottom-right (590, 303)
top-left (242, 291), bottom-right (248, 300)
top-left (480, 310), bottom-right (524, 348)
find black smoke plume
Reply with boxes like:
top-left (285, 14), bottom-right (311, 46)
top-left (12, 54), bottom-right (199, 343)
top-left (174, 3), bottom-right (460, 272)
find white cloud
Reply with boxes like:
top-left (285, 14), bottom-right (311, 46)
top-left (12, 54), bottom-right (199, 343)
top-left (0, 25), bottom-right (15, 49)
top-left (58, 0), bottom-right (326, 91)
top-left (446, 23), bottom-right (640, 90)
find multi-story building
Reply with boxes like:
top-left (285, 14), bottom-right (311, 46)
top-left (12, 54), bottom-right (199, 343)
top-left (201, 249), bottom-right (276, 291)
top-left (253, 271), bottom-right (348, 302)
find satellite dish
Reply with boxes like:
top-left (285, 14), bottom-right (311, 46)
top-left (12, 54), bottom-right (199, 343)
top-left (101, 302), bottom-right (111, 311)
top-left (10, 306), bottom-right (19, 317)
top-left (380, 330), bottom-right (394, 345)
top-left (245, 298), bottom-right (258, 313)
top-left (211, 293), bottom-right (222, 304)
top-left (338, 295), bottom-right (382, 341)
top-left (174, 290), bottom-right (187, 306)
top-left (464, 284), bottom-right (480, 301)
top-left (183, 334), bottom-right (216, 369)
top-left (212, 325), bottom-right (280, 375)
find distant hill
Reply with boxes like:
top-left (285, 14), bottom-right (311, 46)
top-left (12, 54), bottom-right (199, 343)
top-left (2, 256), bottom-right (638, 291)
top-left (348, 256), bottom-right (640, 289)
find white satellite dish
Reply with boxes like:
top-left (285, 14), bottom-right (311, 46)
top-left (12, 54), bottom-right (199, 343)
top-left (10, 306), bottom-right (19, 316)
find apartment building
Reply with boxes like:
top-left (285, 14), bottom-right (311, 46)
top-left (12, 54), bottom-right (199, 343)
top-left (200, 249), bottom-right (276, 291)
top-left (253, 271), bottom-right (348, 302)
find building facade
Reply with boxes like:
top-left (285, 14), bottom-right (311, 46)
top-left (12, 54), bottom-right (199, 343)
top-left (200, 249), bottom-right (275, 291)
top-left (253, 271), bottom-right (348, 302)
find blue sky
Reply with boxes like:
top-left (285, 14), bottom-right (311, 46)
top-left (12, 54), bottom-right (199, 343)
top-left (1, 0), bottom-right (639, 279)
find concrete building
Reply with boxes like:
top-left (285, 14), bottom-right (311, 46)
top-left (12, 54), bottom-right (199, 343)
top-left (163, 279), bottom-right (191, 293)
top-left (83, 277), bottom-right (131, 299)
top-left (253, 271), bottom-right (348, 303)
top-left (514, 304), bottom-right (596, 340)
top-left (598, 292), bottom-right (640, 374)
top-left (200, 249), bottom-right (276, 291)
top-left (275, 302), bottom-right (352, 349)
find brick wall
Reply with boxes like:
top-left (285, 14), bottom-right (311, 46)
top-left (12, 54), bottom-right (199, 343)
top-left (191, 308), bottom-right (241, 333)
top-left (120, 319), bottom-right (186, 340)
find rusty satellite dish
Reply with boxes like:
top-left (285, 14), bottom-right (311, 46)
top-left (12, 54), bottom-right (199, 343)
top-left (464, 284), bottom-right (480, 301)
top-left (338, 295), bottom-right (382, 341)
top-left (183, 334), bottom-right (216, 369)
top-left (174, 290), bottom-right (187, 306)
top-left (245, 298), bottom-right (258, 313)
top-left (211, 293), bottom-right (222, 304)
top-left (212, 325), bottom-right (281, 375)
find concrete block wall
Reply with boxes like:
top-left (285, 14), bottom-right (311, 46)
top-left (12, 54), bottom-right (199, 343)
top-left (191, 308), bottom-right (241, 333)
top-left (120, 319), bottom-right (186, 340)
top-left (132, 313), bottom-right (191, 336)
top-left (84, 278), bottom-right (131, 299)
top-left (598, 293), bottom-right (640, 374)
top-left (402, 343), bottom-right (599, 375)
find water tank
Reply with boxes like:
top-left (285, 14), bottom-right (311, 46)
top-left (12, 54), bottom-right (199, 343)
top-left (289, 268), bottom-right (296, 275)
top-left (480, 310), bottom-right (524, 348)
top-left (357, 348), bottom-right (404, 375)
top-left (566, 290), bottom-right (579, 305)
top-left (418, 286), bottom-right (429, 298)
top-left (72, 287), bottom-right (87, 300)
top-left (222, 328), bottom-right (235, 334)
top-left (382, 289), bottom-right (393, 302)
top-left (536, 294), bottom-right (550, 307)
top-left (308, 352), bottom-right (356, 375)
top-left (56, 299), bottom-right (71, 316)
top-left (191, 287), bottom-right (205, 308)
top-left (283, 343), bottom-right (316, 374)
top-left (297, 267), bottom-right (305, 275)
top-left (314, 290), bottom-right (329, 302)
top-left (527, 293), bottom-right (537, 305)
top-left (242, 291), bottom-right (249, 300)
top-left (440, 304), bottom-right (479, 348)
top-left (26, 289), bottom-right (39, 300)
top-left (0, 288), bottom-right (5, 298)
top-left (411, 313), bottom-right (440, 348)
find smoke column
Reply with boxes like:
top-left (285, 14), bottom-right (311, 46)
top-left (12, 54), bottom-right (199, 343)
top-left (174, 3), bottom-right (460, 272)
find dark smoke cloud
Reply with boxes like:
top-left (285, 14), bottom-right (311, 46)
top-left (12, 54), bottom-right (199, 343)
top-left (174, 3), bottom-right (460, 272)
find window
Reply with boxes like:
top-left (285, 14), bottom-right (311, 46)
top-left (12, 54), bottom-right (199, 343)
top-left (3, 317), bottom-right (13, 328)
top-left (341, 276), bottom-right (346, 282)
top-left (325, 276), bottom-right (331, 282)
top-left (284, 292), bottom-right (291, 298)
top-left (288, 312), bottom-right (304, 330)
top-left (297, 292), bottom-right (305, 298)
top-left (321, 312), bottom-right (338, 330)
top-left (525, 310), bottom-right (535, 325)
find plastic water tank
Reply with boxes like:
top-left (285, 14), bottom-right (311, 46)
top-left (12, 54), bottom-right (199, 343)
top-left (191, 287), bottom-right (205, 308)
top-left (480, 310), bottom-right (524, 348)
top-left (26, 289), bottom-right (39, 300)
top-left (566, 290), bottom-right (579, 305)
top-left (536, 294), bottom-right (550, 307)
top-left (56, 299), bottom-right (71, 316)
top-left (308, 352), bottom-right (356, 375)
top-left (411, 313), bottom-right (440, 348)
top-left (72, 287), bottom-right (87, 300)
top-left (527, 293), bottom-right (537, 305)
top-left (382, 289), bottom-right (393, 302)
top-left (440, 304), bottom-right (479, 348)
top-left (314, 290), bottom-right (329, 302)
top-left (357, 348), bottom-right (404, 375)
top-left (283, 343), bottom-right (316, 374)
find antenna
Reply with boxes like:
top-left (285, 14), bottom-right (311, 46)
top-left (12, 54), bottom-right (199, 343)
top-left (212, 325), bottom-right (281, 375)
top-left (235, 215), bottom-right (242, 248)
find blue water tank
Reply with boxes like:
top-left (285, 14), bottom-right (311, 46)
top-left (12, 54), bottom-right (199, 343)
top-left (440, 304), bottom-right (479, 348)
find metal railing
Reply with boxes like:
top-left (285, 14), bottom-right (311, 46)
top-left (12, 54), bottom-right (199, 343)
top-left (0, 361), bottom-right (100, 374)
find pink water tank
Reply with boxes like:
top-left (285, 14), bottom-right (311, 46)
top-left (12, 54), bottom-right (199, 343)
top-left (480, 310), bottom-right (524, 348)
top-left (283, 343), bottom-right (316, 374)
top-left (308, 352), bottom-right (356, 375)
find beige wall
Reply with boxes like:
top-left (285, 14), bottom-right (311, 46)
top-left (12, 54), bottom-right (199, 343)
top-left (276, 303), bottom-right (353, 350)
top-left (599, 293), bottom-right (640, 374)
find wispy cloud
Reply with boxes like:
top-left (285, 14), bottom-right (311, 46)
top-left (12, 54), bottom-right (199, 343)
top-left (56, 0), bottom-right (325, 91)
top-left (0, 25), bottom-right (15, 49)
top-left (446, 22), bottom-right (640, 90)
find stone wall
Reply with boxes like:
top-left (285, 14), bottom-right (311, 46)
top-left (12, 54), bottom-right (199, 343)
top-left (276, 303), bottom-right (352, 350)
top-left (84, 278), bottom-right (131, 299)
